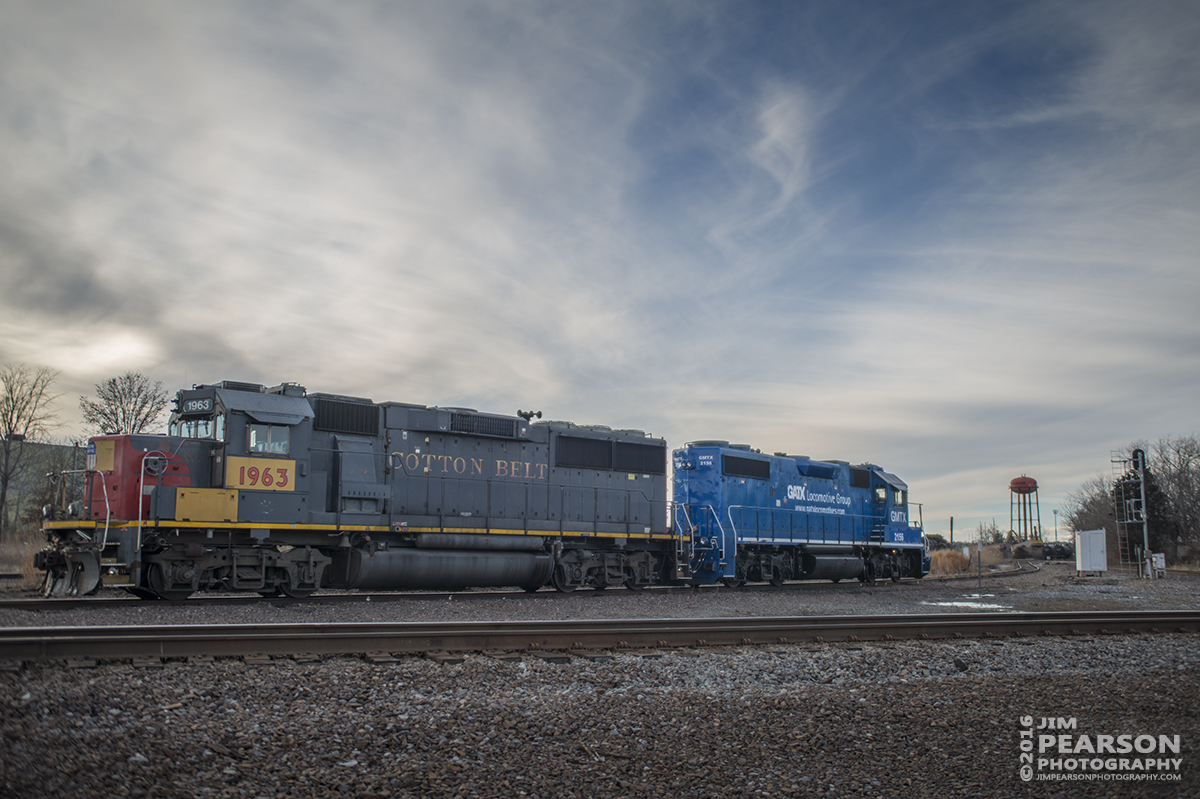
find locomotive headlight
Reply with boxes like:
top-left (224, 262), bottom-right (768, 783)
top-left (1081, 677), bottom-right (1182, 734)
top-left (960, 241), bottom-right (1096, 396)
top-left (42, 504), bottom-right (53, 519)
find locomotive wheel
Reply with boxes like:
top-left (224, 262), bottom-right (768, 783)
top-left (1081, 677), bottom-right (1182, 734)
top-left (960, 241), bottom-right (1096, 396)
top-left (280, 580), bottom-right (315, 599)
top-left (147, 563), bottom-right (193, 602)
top-left (769, 573), bottom-right (785, 587)
top-left (623, 567), bottom-right (649, 591)
top-left (720, 577), bottom-right (743, 589)
top-left (551, 566), bottom-right (579, 593)
top-left (860, 561), bottom-right (876, 585)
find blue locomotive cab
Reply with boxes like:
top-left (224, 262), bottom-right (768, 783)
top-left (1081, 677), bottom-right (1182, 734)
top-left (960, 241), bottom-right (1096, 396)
top-left (870, 471), bottom-right (922, 548)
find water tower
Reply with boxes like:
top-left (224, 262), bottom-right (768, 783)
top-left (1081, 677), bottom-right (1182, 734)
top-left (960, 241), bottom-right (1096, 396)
top-left (1009, 475), bottom-right (1041, 541)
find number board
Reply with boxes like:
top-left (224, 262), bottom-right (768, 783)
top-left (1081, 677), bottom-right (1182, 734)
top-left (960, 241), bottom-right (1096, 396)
top-left (225, 456), bottom-right (296, 492)
top-left (181, 397), bottom-right (214, 414)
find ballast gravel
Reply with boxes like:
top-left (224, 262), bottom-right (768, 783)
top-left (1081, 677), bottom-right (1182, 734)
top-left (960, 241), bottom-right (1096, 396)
top-left (2, 564), bottom-right (1198, 798)
top-left (2, 562), bottom-right (1199, 630)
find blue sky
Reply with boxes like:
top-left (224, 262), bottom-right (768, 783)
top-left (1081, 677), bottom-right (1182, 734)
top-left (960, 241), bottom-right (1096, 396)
top-left (2, 1), bottom-right (1198, 537)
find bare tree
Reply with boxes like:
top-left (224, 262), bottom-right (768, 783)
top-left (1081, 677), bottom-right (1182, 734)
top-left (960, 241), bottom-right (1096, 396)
top-left (0, 364), bottom-right (59, 539)
top-left (976, 520), bottom-right (1004, 544)
top-left (18, 440), bottom-right (87, 527)
top-left (1062, 473), bottom-right (1116, 535)
top-left (79, 371), bottom-right (170, 435)
top-left (1152, 434), bottom-right (1200, 557)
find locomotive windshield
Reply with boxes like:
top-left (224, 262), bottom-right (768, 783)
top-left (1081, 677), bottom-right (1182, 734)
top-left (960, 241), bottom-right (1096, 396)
top-left (170, 413), bottom-right (225, 441)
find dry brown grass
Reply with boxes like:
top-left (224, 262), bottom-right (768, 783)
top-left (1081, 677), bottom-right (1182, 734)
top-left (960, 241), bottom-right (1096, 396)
top-left (930, 549), bottom-right (971, 574)
top-left (980, 544), bottom-right (1007, 565)
top-left (0, 524), bottom-right (44, 588)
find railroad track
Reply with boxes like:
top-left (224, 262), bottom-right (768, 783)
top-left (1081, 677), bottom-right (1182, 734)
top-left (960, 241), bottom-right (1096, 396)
top-left (0, 560), bottom-right (1059, 611)
top-left (2, 610), bottom-right (1196, 664)
top-left (925, 560), bottom-right (1040, 582)
top-left (0, 577), bottom-right (926, 612)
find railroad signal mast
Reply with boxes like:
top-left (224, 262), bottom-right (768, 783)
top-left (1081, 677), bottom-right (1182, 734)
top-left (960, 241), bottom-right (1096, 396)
top-left (1112, 449), bottom-right (1155, 578)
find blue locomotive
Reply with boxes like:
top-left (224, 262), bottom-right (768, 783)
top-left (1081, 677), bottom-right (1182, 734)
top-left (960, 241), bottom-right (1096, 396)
top-left (674, 442), bottom-right (929, 585)
top-left (37, 380), bottom-right (926, 597)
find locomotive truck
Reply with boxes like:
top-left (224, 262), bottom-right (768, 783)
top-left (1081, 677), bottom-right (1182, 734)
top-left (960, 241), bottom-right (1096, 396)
top-left (36, 380), bottom-right (927, 598)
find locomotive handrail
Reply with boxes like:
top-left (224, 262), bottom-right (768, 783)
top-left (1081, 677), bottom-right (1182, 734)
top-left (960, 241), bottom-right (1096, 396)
top-left (94, 469), bottom-right (111, 549)
top-left (673, 502), bottom-right (693, 532)
top-left (910, 502), bottom-right (923, 530)
top-left (95, 470), bottom-right (112, 549)
top-left (671, 502), bottom-right (697, 565)
top-left (686, 503), bottom-right (727, 564)
top-left (49, 468), bottom-right (112, 547)
top-left (136, 450), bottom-right (173, 564)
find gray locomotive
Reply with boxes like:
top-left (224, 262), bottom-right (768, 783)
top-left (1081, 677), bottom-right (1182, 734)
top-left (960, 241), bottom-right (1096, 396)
top-left (38, 380), bottom-right (677, 599)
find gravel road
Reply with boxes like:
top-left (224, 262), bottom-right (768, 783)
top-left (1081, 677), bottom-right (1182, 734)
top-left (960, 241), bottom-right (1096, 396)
top-left (2, 564), bottom-right (1198, 798)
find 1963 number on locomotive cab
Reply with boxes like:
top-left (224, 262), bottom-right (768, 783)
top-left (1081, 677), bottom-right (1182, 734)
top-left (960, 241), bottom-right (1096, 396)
top-left (225, 456), bottom-right (296, 492)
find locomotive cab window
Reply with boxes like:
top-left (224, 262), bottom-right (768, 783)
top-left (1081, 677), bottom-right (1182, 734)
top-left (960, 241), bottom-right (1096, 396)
top-left (249, 423), bottom-right (290, 455)
top-left (170, 413), bottom-right (226, 441)
top-left (894, 489), bottom-right (907, 506)
top-left (874, 486), bottom-right (887, 504)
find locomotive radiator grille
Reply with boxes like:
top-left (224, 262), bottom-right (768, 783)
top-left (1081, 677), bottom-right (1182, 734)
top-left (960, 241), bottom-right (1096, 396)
top-left (450, 413), bottom-right (518, 439)
top-left (314, 398), bottom-right (380, 436)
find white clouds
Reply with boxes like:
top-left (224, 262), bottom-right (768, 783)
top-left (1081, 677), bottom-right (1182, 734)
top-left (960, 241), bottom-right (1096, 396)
top-left (749, 87), bottom-right (815, 209)
top-left (1067, 2), bottom-right (1200, 131)
top-left (0, 1), bottom-right (1197, 533)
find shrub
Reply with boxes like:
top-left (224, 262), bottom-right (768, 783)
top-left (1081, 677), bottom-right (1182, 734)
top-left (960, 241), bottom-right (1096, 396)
top-left (930, 549), bottom-right (970, 574)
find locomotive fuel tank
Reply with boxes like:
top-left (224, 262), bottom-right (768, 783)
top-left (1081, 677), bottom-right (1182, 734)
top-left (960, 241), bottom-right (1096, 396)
top-left (329, 546), bottom-right (554, 591)
top-left (801, 554), bottom-right (865, 581)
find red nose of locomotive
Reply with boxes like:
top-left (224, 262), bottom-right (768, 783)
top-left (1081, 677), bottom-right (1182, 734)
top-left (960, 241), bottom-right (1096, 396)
top-left (86, 435), bottom-right (195, 522)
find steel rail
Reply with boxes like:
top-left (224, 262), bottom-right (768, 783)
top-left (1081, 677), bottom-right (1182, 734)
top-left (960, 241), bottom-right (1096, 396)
top-left (1, 610), bottom-right (1197, 662)
top-left (0, 578), bottom-right (924, 613)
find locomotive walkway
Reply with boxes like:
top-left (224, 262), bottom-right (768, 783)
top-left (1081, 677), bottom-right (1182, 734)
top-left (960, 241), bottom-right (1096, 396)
top-left (2, 609), bottom-right (1197, 664)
